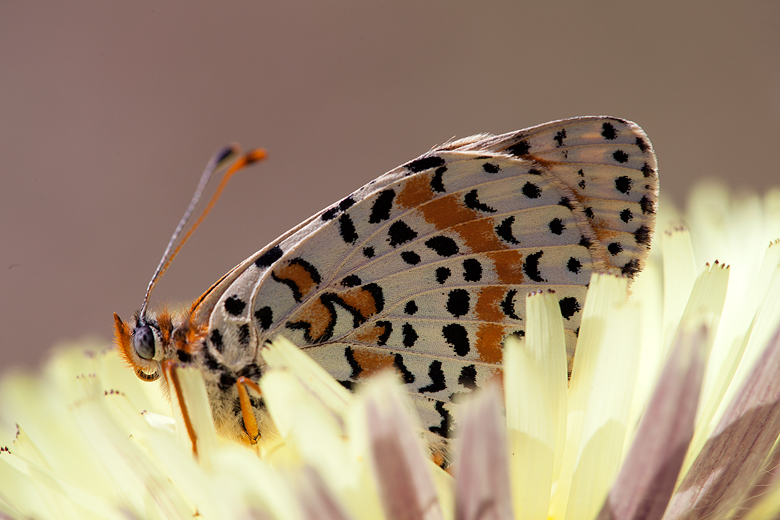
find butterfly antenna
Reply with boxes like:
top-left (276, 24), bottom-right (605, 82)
top-left (139, 146), bottom-right (267, 319)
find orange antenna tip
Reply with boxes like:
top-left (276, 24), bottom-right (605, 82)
top-left (139, 144), bottom-right (265, 318)
top-left (245, 149), bottom-right (267, 164)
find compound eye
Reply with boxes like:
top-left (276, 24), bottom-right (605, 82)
top-left (133, 324), bottom-right (156, 360)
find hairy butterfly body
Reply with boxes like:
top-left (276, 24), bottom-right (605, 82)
top-left (114, 116), bottom-right (658, 456)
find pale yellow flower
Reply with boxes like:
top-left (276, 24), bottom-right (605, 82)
top-left (1, 183), bottom-right (779, 520)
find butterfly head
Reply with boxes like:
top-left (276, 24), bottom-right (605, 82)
top-left (113, 311), bottom-right (173, 382)
top-left (112, 146), bottom-right (266, 384)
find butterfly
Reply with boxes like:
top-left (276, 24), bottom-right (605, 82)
top-left (114, 116), bottom-right (658, 456)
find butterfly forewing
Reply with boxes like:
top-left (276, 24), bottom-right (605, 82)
top-left (198, 116), bottom-right (657, 438)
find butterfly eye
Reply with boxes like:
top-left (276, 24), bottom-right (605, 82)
top-left (133, 324), bottom-right (156, 360)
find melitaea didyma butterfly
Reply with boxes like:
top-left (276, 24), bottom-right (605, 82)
top-left (114, 116), bottom-right (657, 455)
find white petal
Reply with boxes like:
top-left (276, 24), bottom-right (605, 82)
top-left (598, 324), bottom-right (708, 520)
top-left (454, 385), bottom-right (513, 520)
top-left (665, 322), bottom-right (780, 520)
top-left (503, 290), bottom-right (567, 520)
top-left (363, 376), bottom-right (444, 520)
top-left (297, 466), bottom-right (356, 520)
top-left (550, 274), bottom-right (641, 520)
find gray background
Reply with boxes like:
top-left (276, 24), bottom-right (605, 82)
top-left (2, 2), bottom-right (779, 368)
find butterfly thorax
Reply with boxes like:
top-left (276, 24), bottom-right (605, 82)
top-left (114, 306), bottom-right (275, 444)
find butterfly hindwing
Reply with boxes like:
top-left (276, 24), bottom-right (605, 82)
top-left (200, 116), bottom-right (657, 437)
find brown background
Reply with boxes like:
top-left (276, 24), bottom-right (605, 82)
top-left (1, 2), bottom-right (779, 369)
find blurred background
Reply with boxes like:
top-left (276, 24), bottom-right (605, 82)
top-left (1, 1), bottom-right (779, 368)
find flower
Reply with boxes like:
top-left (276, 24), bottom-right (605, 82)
top-left (1, 182), bottom-right (780, 520)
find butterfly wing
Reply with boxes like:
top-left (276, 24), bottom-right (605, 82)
top-left (198, 116), bottom-right (657, 436)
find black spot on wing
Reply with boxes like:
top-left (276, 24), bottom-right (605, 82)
top-left (620, 208), bottom-right (633, 223)
top-left (339, 196), bottom-right (355, 211)
top-left (338, 213), bottom-right (359, 244)
top-left (522, 182), bottom-right (542, 199)
top-left (602, 122), bottom-right (618, 140)
top-left (554, 129), bottom-right (566, 147)
top-left (375, 321), bottom-right (392, 346)
top-left (559, 297), bottom-right (581, 320)
top-left (608, 242), bottom-right (623, 256)
top-left (482, 162), bottom-right (499, 174)
top-left (635, 137), bottom-right (649, 152)
top-left (495, 216), bottom-right (520, 245)
top-left (622, 259), bottom-right (641, 278)
top-left (404, 300), bottom-right (418, 315)
top-left (640, 195), bottom-right (655, 215)
top-left (394, 354), bottom-right (415, 384)
top-left (436, 267), bottom-right (451, 284)
top-left (443, 323), bottom-right (469, 356)
top-left (567, 257), bottom-right (582, 274)
top-left (402, 323), bottom-right (418, 347)
top-left (345, 346), bottom-right (362, 379)
top-left (634, 224), bottom-right (652, 247)
top-left (559, 197), bottom-right (574, 211)
top-left (321, 207), bottom-right (338, 221)
top-left (340, 275), bottom-right (362, 287)
top-left (463, 258), bottom-right (482, 282)
top-left (429, 401), bottom-right (451, 437)
top-left (254, 307), bottom-right (273, 330)
top-left (613, 150), bottom-right (629, 164)
top-left (224, 296), bottom-right (246, 316)
top-left (458, 365), bottom-right (478, 389)
top-left (401, 251), bottom-right (421, 265)
top-left (615, 176), bottom-right (632, 194)
top-left (446, 289), bottom-right (470, 317)
top-left (523, 251), bottom-right (546, 282)
top-left (641, 163), bottom-right (655, 178)
top-left (501, 289), bottom-right (520, 319)
top-left (507, 140), bottom-right (530, 156)
top-left (363, 246), bottom-right (375, 258)
top-left (464, 189), bottom-right (497, 213)
top-left (210, 329), bottom-right (224, 353)
top-left (425, 236), bottom-right (459, 256)
top-left (369, 189), bottom-right (395, 223)
top-left (406, 155), bottom-right (445, 173)
top-left (418, 360), bottom-right (447, 393)
top-left (388, 221), bottom-right (418, 247)
top-left (548, 218), bottom-right (565, 235)
top-left (431, 167), bottom-right (447, 193)
top-left (255, 245), bottom-right (283, 268)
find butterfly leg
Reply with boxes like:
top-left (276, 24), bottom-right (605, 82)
top-left (236, 376), bottom-right (263, 444)
top-left (161, 359), bottom-right (200, 457)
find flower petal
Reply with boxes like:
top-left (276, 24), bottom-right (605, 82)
top-left (550, 274), bottom-right (641, 520)
top-left (597, 324), bottom-right (708, 520)
top-left (665, 322), bottom-right (780, 520)
top-left (363, 376), bottom-right (444, 520)
top-left (454, 385), bottom-right (513, 520)
top-left (503, 290), bottom-right (567, 520)
top-left (297, 466), bottom-right (356, 520)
